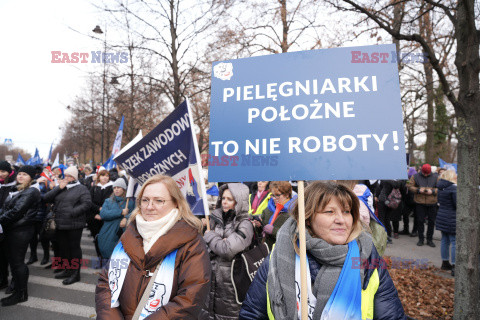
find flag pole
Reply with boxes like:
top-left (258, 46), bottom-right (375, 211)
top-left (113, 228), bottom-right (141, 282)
top-left (186, 97), bottom-right (210, 231)
top-left (298, 180), bottom-right (307, 319)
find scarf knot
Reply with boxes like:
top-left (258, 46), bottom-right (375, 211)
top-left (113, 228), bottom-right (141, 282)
top-left (136, 208), bottom-right (179, 254)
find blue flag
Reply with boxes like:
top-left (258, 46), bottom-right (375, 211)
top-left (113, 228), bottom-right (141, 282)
top-left (439, 158), bottom-right (457, 173)
top-left (206, 184), bottom-right (219, 196)
top-left (112, 116), bottom-right (124, 157)
top-left (26, 148), bottom-right (42, 166)
top-left (114, 100), bottom-right (209, 215)
top-left (102, 155), bottom-right (116, 171)
top-left (105, 116), bottom-right (125, 170)
top-left (16, 153), bottom-right (26, 166)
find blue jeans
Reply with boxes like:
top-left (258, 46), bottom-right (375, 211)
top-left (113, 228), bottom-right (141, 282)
top-left (441, 231), bottom-right (456, 265)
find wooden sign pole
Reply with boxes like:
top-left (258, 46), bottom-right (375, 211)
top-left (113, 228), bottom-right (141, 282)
top-left (298, 180), bottom-right (308, 319)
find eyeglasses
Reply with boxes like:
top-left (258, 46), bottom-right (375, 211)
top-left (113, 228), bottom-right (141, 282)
top-left (272, 193), bottom-right (284, 198)
top-left (140, 198), bottom-right (173, 208)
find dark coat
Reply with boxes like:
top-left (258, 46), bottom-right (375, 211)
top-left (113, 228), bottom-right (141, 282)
top-left (0, 185), bottom-right (41, 231)
top-left (90, 183), bottom-right (113, 217)
top-left (204, 183), bottom-right (254, 319)
top-left (260, 196), bottom-right (297, 250)
top-left (0, 172), bottom-right (17, 208)
top-left (376, 180), bottom-right (406, 222)
top-left (239, 244), bottom-right (406, 320)
top-left (407, 172), bottom-right (438, 205)
top-left (435, 179), bottom-right (457, 234)
top-left (95, 219), bottom-right (211, 320)
top-left (81, 174), bottom-right (95, 190)
top-left (43, 183), bottom-right (92, 230)
top-left (31, 182), bottom-right (50, 222)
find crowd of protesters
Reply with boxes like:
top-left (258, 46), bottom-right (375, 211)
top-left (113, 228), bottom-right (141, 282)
top-left (0, 159), bottom-right (458, 318)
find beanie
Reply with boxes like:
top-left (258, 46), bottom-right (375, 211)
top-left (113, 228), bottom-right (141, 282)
top-left (64, 166), bottom-right (79, 180)
top-left (112, 178), bottom-right (127, 190)
top-left (18, 165), bottom-right (36, 180)
top-left (0, 161), bottom-right (12, 174)
top-left (421, 164), bottom-right (431, 175)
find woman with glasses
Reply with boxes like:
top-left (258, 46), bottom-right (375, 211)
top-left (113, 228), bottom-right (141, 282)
top-left (95, 175), bottom-right (211, 319)
top-left (240, 181), bottom-right (406, 320)
top-left (259, 181), bottom-right (297, 250)
top-left (204, 183), bottom-right (253, 319)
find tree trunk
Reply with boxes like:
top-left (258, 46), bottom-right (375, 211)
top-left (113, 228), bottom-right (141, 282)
top-left (391, 0), bottom-right (403, 71)
top-left (421, 7), bottom-right (435, 164)
top-left (170, 0), bottom-right (181, 107)
top-left (279, 0), bottom-right (288, 53)
top-left (453, 0), bottom-right (480, 318)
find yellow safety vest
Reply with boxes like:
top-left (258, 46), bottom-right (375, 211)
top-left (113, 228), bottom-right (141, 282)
top-left (248, 193), bottom-right (272, 216)
top-left (266, 256), bottom-right (380, 320)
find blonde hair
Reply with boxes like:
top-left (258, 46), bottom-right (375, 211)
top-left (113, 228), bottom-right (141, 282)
top-left (440, 170), bottom-right (457, 183)
top-left (128, 175), bottom-right (203, 233)
top-left (291, 181), bottom-right (362, 251)
top-left (16, 179), bottom-right (33, 191)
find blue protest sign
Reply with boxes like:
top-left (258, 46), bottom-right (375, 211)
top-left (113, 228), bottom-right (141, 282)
top-left (208, 44), bottom-right (407, 182)
top-left (114, 100), bottom-right (209, 215)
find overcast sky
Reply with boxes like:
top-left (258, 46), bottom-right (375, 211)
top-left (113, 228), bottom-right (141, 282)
top-left (0, 0), bottom-right (103, 159)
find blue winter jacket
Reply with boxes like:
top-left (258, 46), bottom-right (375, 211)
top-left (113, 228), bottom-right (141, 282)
top-left (97, 196), bottom-right (135, 259)
top-left (239, 243), bottom-right (407, 320)
top-left (435, 179), bottom-right (457, 234)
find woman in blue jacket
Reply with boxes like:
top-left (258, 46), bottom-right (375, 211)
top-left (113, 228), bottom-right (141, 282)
top-left (97, 179), bottom-right (134, 260)
top-left (435, 170), bottom-right (457, 276)
top-left (240, 181), bottom-right (406, 320)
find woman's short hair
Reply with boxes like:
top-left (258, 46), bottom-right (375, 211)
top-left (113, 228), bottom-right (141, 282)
top-left (97, 170), bottom-right (110, 178)
top-left (440, 170), bottom-right (457, 183)
top-left (128, 175), bottom-right (203, 233)
top-left (270, 181), bottom-right (292, 199)
top-left (291, 181), bottom-right (362, 244)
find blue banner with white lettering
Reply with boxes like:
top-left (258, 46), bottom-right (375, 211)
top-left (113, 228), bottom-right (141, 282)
top-left (114, 101), bottom-right (208, 215)
top-left (208, 44), bottom-right (407, 182)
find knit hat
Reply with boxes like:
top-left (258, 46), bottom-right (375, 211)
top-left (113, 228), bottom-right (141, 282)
top-left (407, 167), bottom-right (417, 179)
top-left (113, 178), bottom-right (127, 190)
top-left (64, 166), bottom-right (79, 180)
top-left (0, 161), bottom-right (12, 174)
top-left (421, 163), bottom-right (431, 175)
top-left (18, 165), bottom-right (36, 180)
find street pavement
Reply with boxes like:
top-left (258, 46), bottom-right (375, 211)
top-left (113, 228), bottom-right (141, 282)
top-left (0, 217), bottom-right (450, 318)
top-left (0, 229), bottom-right (98, 319)
top-left (384, 216), bottom-right (446, 272)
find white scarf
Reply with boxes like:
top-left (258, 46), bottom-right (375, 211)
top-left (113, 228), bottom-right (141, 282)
top-left (66, 181), bottom-right (81, 189)
top-left (136, 208), bottom-right (179, 254)
top-left (97, 180), bottom-right (114, 189)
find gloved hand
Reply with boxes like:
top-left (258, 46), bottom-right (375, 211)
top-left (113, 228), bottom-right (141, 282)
top-left (263, 224), bottom-right (274, 235)
top-left (0, 224), bottom-right (3, 234)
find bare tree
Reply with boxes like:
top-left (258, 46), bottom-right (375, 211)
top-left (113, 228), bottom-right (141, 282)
top-left (333, 1), bottom-right (479, 317)
top-left (212, 0), bottom-right (325, 57)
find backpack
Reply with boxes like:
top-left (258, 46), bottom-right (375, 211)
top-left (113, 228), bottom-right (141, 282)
top-left (385, 188), bottom-right (402, 209)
